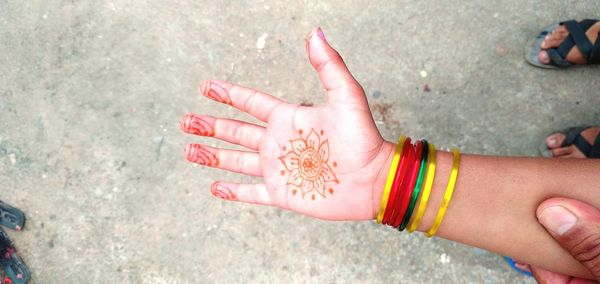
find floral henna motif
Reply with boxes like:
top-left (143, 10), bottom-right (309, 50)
top-left (185, 144), bottom-right (219, 166)
top-left (201, 80), bottom-right (233, 105)
top-left (180, 114), bottom-right (215, 136)
top-left (211, 183), bottom-right (237, 200)
top-left (279, 129), bottom-right (338, 199)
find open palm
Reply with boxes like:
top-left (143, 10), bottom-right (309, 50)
top-left (181, 28), bottom-right (394, 220)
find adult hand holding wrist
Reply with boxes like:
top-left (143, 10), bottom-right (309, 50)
top-left (532, 197), bottom-right (600, 282)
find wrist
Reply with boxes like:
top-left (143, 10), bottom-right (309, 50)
top-left (371, 140), bottom-right (396, 219)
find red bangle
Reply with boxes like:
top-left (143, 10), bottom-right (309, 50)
top-left (392, 140), bottom-right (423, 228)
top-left (382, 137), bottom-right (412, 225)
top-left (387, 141), bottom-right (415, 227)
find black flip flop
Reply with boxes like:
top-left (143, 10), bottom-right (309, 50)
top-left (540, 126), bottom-right (600, 158)
top-left (526, 19), bottom-right (600, 68)
top-left (0, 202), bottom-right (25, 232)
top-left (0, 229), bottom-right (30, 284)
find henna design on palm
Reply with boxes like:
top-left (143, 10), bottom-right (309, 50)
top-left (279, 129), bottom-right (338, 200)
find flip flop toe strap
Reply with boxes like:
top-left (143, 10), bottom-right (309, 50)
top-left (561, 127), bottom-right (598, 158)
top-left (546, 48), bottom-right (572, 67)
top-left (592, 33), bottom-right (600, 64)
top-left (547, 19), bottom-right (599, 66)
top-left (590, 132), bottom-right (600, 158)
top-left (564, 20), bottom-right (597, 61)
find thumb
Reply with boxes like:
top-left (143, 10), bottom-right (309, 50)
top-left (306, 27), bottom-right (367, 108)
top-left (537, 197), bottom-right (600, 280)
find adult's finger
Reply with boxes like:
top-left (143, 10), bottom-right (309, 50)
top-left (537, 197), bottom-right (600, 281)
top-left (184, 144), bottom-right (262, 176)
top-left (210, 182), bottom-right (272, 206)
top-left (180, 114), bottom-right (265, 150)
top-left (305, 27), bottom-right (368, 109)
top-left (530, 266), bottom-right (569, 284)
top-left (200, 79), bottom-right (283, 122)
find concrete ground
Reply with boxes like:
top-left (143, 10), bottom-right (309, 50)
top-left (1, 0), bottom-right (599, 283)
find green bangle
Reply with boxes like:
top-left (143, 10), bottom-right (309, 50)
top-left (399, 140), bottom-right (429, 230)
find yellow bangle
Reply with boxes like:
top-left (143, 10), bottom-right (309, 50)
top-left (407, 142), bottom-right (436, 233)
top-left (376, 136), bottom-right (406, 223)
top-left (425, 147), bottom-right (460, 237)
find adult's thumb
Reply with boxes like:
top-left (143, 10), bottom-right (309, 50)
top-left (537, 197), bottom-right (600, 280)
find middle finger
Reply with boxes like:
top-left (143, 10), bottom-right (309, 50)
top-left (181, 114), bottom-right (265, 151)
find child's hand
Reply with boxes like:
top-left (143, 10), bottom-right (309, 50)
top-left (181, 28), bottom-right (394, 221)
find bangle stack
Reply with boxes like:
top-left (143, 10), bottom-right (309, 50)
top-left (376, 136), bottom-right (461, 237)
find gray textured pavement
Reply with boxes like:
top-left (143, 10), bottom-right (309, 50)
top-left (1, 1), bottom-right (600, 283)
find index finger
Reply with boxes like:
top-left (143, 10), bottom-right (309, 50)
top-left (200, 80), bottom-right (284, 122)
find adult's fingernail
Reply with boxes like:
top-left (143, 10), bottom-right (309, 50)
top-left (317, 27), bottom-right (326, 42)
top-left (538, 206), bottom-right (577, 236)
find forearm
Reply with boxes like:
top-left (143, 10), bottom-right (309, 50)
top-left (374, 141), bottom-right (600, 278)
